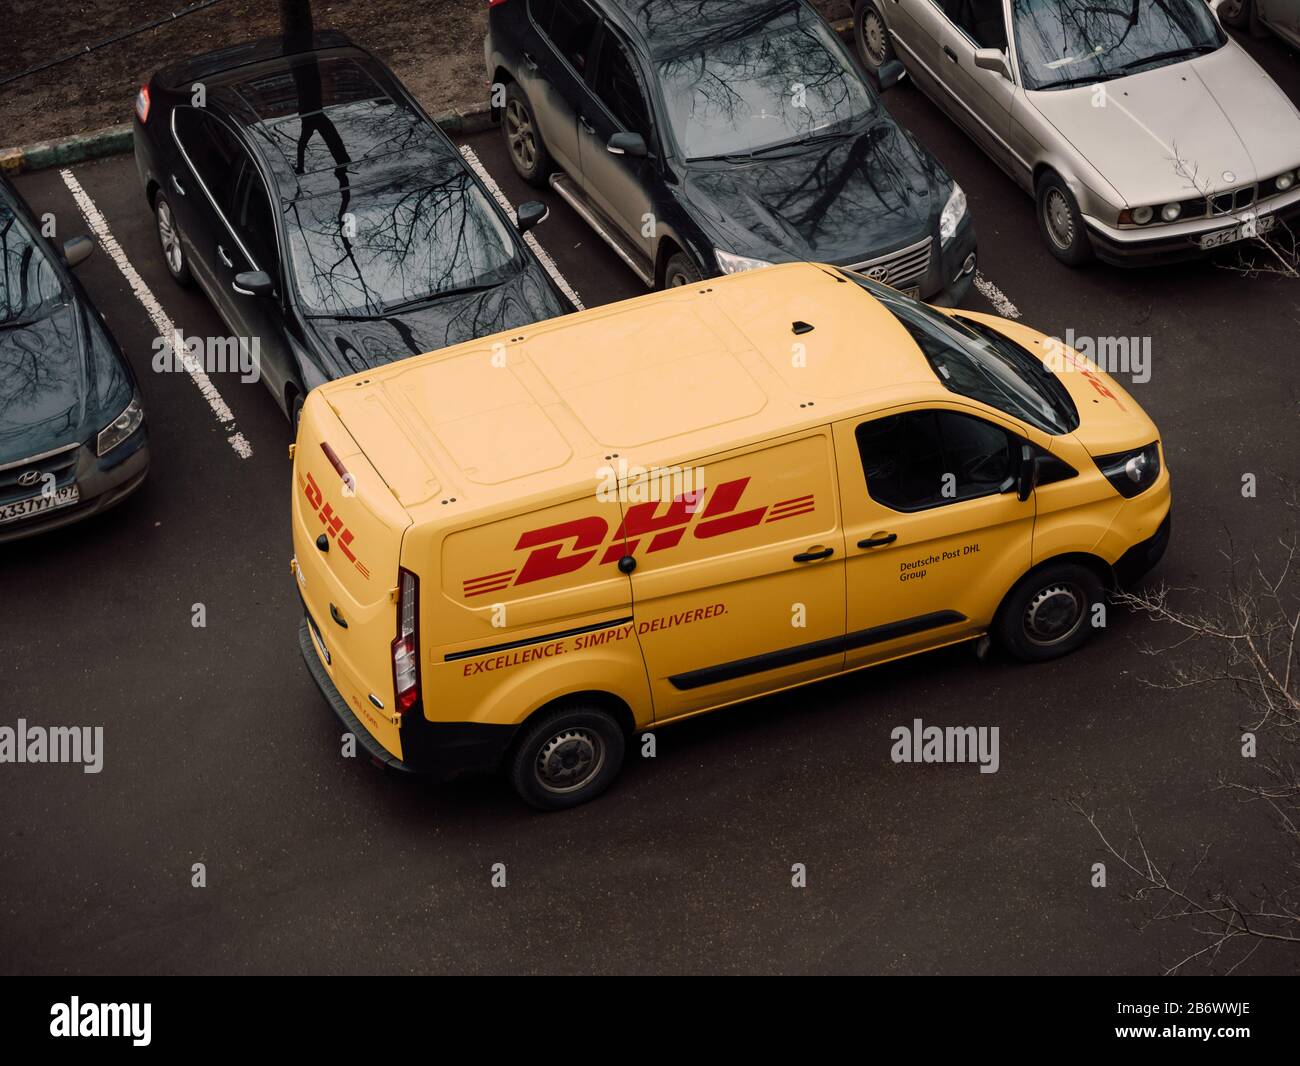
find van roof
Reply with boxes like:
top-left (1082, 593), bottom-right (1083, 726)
top-left (316, 262), bottom-right (935, 521)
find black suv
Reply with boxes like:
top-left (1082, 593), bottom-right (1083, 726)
top-left (133, 30), bottom-right (573, 423)
top-left (487, 0), bottom-right (977, 302)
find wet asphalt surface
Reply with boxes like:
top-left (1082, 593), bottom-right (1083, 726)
top-left (1, 29), bottom-right (1298, 975)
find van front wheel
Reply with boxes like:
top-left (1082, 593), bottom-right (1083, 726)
top-left (508, 705), bottom-right (626, 810)
top-left (995, 563), bottom-right (1104, 662)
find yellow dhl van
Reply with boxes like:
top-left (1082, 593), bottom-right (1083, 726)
top-left (290, 263), bottom-right (1170, 809)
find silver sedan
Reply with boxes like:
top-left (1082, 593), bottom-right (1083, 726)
top-left (851, 0), bottom-right (1300, 265)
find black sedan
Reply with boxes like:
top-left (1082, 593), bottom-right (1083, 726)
top-left (487, 0), bottom-right (978, 303)
top-left (0, 175), bottom-right (149, 544)
top-left (133, 30), bottom-right (573, 424)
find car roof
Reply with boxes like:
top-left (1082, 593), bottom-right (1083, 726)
top-left (316, 262), bottom-right (936, 521)
top-left (599, 0), bottom-right (811, 61)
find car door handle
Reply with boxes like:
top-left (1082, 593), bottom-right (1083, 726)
top-left (522, 50), bottom-right (539, 73)
top-left (329, 603), bottom-right (348, 629)
top-left (943, 45), bottom-right (959, 63)
top-left (793, 546), bottom-right (835, 563)
top-left (858, 533), bottom-right (898, 548)
top-left (579, 114), bottom-right (595, 135)
top-left (217, 244), bottom-right (233, 268)
top-left (171, 174), bottom-right (186, 196)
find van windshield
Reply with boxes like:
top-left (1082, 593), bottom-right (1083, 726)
top-left (848, 272), bottom-right (1079, 435)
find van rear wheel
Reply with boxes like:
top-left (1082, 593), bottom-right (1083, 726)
top-left (995, 562), bottom-right (1104, 663)
top-left (508, 705), bottom-right (625, 810)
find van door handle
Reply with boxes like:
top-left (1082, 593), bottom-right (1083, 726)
top-left (943, 45), bottom-right (959, 63)
top-left (522, 51), bottom-right (539, 73)
top-left (793, 546), bottom-right (834, 563)
top-left (217, 244), bottom-right (233, 268)
top-left (329, 603), bottom-right (348, 629)
top-left (171, 174), bottom-right (187, 196)
top-left (858, 533), bottom-right (898, 548)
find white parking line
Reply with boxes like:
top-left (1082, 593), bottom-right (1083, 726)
top-left (973, 270), bottom-right (1021, 319)
top-left (458, 145), bottom-right (585, 310)
top-left (59, 169), bottom-right (254, 459)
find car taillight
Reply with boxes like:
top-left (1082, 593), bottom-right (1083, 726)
top-left (488, 0), bottom-right (510, 6)
top-left (135, 85), bottom-right (151, 124)
top-left (392, 568), bottom-right (420, 715)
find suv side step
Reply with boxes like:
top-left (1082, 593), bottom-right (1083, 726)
top-left (548, 171), bottom-right (655, 287)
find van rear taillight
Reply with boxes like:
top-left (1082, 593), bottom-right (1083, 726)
top-left (392, 568), bottom-right (420, 715)
top-left (135, 85), bottom-right (151, 123)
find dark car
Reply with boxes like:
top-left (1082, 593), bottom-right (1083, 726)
top-left (0, 175), bottom-right (149, 543)
top-left (133, 30), bottom-right (573, 423)
top-left (486, 0), bottom-right (978, 302)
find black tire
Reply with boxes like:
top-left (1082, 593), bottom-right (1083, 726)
top-left (153, 193), bottom-right (193, 286)
top-left (853, 0), bottom-right (896, 81)
top-left (1217, 0), bottom-right (1251, 28)
top-left (507, 705), bottom-right (626, 811)
top-left (502, 82), bottom-right (552, 187)
top-left (662, 251), bottom-right (703, 289)
top-left (1035, 173), bottom-right (1093, 267)
top-left (290, 391), bottom-right (304, 432)
top-left (994, 562), bottom-right (1105, 663)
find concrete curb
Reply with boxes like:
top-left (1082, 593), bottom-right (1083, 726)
top-left (1, 104), bottom-right (496, 176)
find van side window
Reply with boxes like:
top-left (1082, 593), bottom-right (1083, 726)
top-left (174, 108), bottom-right (244, 214)
top-left (541, 0), bottom-right (601, 74)
top-left (593, 34), bottom-right (651, 141)
top-left (855, 410), bottom-right (1014, 511)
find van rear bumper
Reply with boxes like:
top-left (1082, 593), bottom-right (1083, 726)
top-left (298, 617), bottom-right (516, 780)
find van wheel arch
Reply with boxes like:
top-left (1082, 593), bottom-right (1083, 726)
top-left (516, 690), bottom-right (637, 740)
top-left (993, 554), bottom-right (1113, 662)
top-left (506, 692), bottom-right (636, 810)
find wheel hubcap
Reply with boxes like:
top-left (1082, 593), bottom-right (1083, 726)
top-left (505, 101), bottom-right (536, 171)
top-left (1044, 190), bottom-right (1074, 249)
top-left (1023, 583), bottom-right (1085, 646)
top-left (862, 12), bottom-right (887, 66)
top-left (536, 728), bottom-right (604, 793)
top-left (157, 203), bottom-right (182, 274)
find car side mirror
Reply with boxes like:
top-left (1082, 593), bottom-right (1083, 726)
top-left (607, 131), bottom-right (647, 157)
top-left (63, 235), bottom-right (94, 268)
top-left (973, 48), bottom-right (1011, 80)
top-left (233, 270), bottom-right (274, 297)
top-left (517, 201), bottom-right (549, 234)
top-left (1016, 444), bottom-right (1039, 502)
top-left (876, 59), bottom-right (905, 91)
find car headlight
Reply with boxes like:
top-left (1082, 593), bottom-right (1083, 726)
top-left (713, 248), bottom-right (773, 274)
top-left (1276, 171), bottom-right (1296, 192)
top-left (97, 395), bottom-right (144, 456)
top-left (939, 184), bottom-right (967, 246)
top-left (1131, 205), bottom-right (1154, 225)
top-left (1094, 442), bottom-right (1160, 498)
top-left (1160, 202), bottom-right (1182, 222)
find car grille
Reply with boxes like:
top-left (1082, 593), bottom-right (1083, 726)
top-left (843, 237), bottom-right (932, 289)
top-left (0, 443), bottom-right (80, 504)
top-left (1175, 183), bottom-right (1258, 220)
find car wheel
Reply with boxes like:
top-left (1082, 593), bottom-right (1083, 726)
top-left (154, 194), bottom-right (193, 286)
top-left (853, 0), bottom-right (896, 79)
top-left (1217, 0), bottom-right (1251, 27)
top-left (507, 705), bottom-right (626, 811)
top-left (1036, 174), bottom-right (1093, 266)
top-left (502, 83), bottom-right (551, 187)
top-left (290, 391), bottom-right (304, 432)
top-left (994, 562), bottom-right (1104, 663)
top-left (662, 252), bottom-right (703, 289)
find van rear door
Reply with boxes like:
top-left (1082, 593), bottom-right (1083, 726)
top-left (293, 393), bottom-right (412, 760)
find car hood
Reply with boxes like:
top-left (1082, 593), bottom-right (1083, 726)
top-left (1027, 44), bottom-right (1300, 204)
top-left (308, 264), bottom-right (571, 375)
top-left (0, 303), bottom-right (88, 464)
top-left (682, 119), bottom-right (942, 264)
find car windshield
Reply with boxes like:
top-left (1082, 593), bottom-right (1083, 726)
top-left (1012, 0), bottom-right (1224, 90)
top-left (0, 200), bottom-right (64, 326)
top-left (284, 175), bottom-right (520, 317)
top-left (657, 3), bottom-right (875, 160)
top-left (848, 272), bottom-right (1078, 434)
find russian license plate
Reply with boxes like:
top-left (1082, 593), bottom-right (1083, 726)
top-left (1201, 213), bottom-right (1274, 249)
top-left (0, 485), bottom-right (79, 525)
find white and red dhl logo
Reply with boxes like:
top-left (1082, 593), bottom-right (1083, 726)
top-left (463, 477), bottom-right (814, 598)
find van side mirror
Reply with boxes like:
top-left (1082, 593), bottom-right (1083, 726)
top-left (1016, 444), bottom-right (1039, 502)
top-left (607, 131), bottom-right (647, 157)
top-left (973, 49), bottom-right (1011, 80)
top-left (63, 235), bottom-right (94, 268)
top-left (233, 270), bottom-right (275, 297)
top-left (517, 200), bottom-right (549, 234)
top-left (876, 59), bottom-right (905, 91)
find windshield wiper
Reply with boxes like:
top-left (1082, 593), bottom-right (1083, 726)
top-left (1041, 73), bottom-right (1107, 89)
top-left (381, 282), bottom-right (497, 314)
top-left (1118, 44), bottom-right (1217, 72)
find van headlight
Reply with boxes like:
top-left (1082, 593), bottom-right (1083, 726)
top-left (1094, 442), bottom-right (1160, 498)
top-left (97, 394), bottom-right (144, 456)
top-left (714, 248), bottom-right (772, 274)
top-left (939, 184), bottom-right (967, 246)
